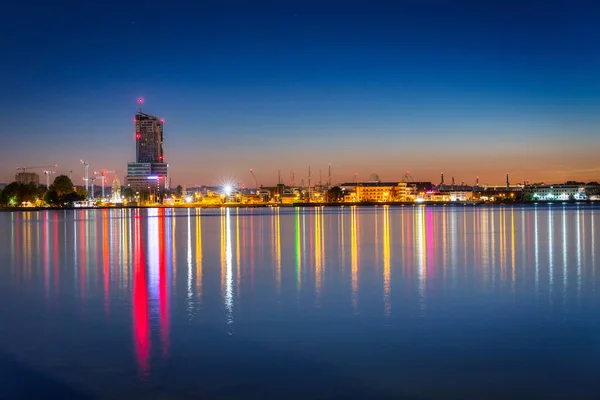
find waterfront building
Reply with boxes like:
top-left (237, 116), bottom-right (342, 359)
top-left (525, 184), bottom-right (586, 201)
top-left (15, 172), bottom-right (40, 186)
top-left (125, 110), bottom-right (169, 194)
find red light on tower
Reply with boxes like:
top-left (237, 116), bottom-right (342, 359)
top-left (138, 98), bottom-right (144, 104)
top-left (160, 118), bottom-right (164, 123)
top-left (136, 133), bottom-right (141, 139)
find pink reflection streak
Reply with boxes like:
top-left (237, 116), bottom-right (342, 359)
top-left (426, 209), bottom-right (435, 282)
top-left (43, 212), bottom-right (48, 298)
top-left (79, 211), bottom-right (86, 305)
top-left (53, 212), bottom-right (59, 294)
top-left (133, 213), bottom-right (150, 376)
top-left (103, 210), bottom-right (110, 316)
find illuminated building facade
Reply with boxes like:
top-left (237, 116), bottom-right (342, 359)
top-left (135, 112), bottom-right (164, 163)
top-left (526, 184), bottom-right (586, 201)
top-left (126, 111), bottom-right (169, 193)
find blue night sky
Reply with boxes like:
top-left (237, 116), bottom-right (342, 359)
top-left (1, 0), bottom-right (599, 187)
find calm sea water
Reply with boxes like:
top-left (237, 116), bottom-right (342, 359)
top-left (1, 205), bottom-right (599, 399)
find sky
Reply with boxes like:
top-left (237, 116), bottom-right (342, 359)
top-left (1, 0), bottom-right (599, 187)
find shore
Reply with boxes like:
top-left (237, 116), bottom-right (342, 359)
top-left (1, 199), bottom-right (598, 212)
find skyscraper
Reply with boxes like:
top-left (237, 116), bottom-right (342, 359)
top-left (125, 108), bottom-right (169, 199)
top-left (135, 112), bottom-right (164, 163)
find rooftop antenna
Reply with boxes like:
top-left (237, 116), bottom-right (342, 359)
top-left (308, 166), bottom-right (311, 202)
top-left (319, 169), bottom-right (322, 187)
top-left (451, 176), bottom-right (455, 190)
top-left (440, 172), bottom-right (445, 188)
top-left (506, 173), bottom-right (510, 189)
top-left (328, 163), bottom-right (332, 188)
top-left (278, 169), bottom-right (281, 185)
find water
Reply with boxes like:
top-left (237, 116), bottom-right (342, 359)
top-left (1, 205), bottom-right (599, 399)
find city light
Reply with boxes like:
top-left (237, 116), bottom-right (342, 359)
top-left (223, 185), bottom-right (233, 196)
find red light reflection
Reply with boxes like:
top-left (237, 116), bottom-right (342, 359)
top-left (133, 215), bottom-right (150, 376)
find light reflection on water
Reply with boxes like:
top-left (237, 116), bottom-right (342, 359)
top-left (1, 205), bottom-right (600, 398)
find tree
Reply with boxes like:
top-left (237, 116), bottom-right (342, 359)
top-left (51, 175), bottom-right (75, 197)
top-left (44, 189), bottom-right (59, 205)
top-left (326, 186), bottom-right (343, 202)
top-left (76, 187), bottom-right (87, 199)
top-left (175, 185), bottom-right (183, 197)
top-left (0, 182), bottom-right (43, 206)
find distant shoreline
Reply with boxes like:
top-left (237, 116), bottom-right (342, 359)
top-left (1, 200), bottom-right (598, 212)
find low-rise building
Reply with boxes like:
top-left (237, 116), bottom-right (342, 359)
top-left (525, 184), bottom-right (586, 201)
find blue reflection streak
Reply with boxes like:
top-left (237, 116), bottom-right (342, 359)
top-left (534, 207), bottom-right (539, 302)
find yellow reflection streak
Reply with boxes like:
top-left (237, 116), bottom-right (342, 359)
top-left (221, 209), bottom-right (226, 298)
top-left (315, 208), bottom-right (322, 302)
top-left (225, 209), bottom-right (234, 332)
top-left (416, 206), bottom-right (426, 311)
top-left (383, 206), bottom-right (391, 316)
top-left (374, 210), bottom-right (379, 269)
top-left (295, 209), bottom-right (302, 293)
top-left (196, 209), bottom-right (203, 302)
top-left (511, 208), bottom-right (515, 289)
top-left (351, 206), bottom-right (359, 311)
top-left (275, 208), bottom-right (281, 295)
top-left (187, 209), bottom-right (193, 310)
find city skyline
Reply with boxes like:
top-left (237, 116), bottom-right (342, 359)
top-left (2, 1), bottom-right (599, 186)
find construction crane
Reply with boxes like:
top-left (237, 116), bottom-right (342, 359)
top-left (43, 170), bottom-right (56, 189)
top-left (80, 159), bottom-right (89, 197)
top-left (16, 164), bottom-right (58, 172)
top-left (93, 170), bottom-right (116, 199)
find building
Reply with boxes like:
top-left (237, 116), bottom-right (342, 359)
top-left (15, 172), bottom-right (40, 186)
top-left (135, 112), bottom-right (164, 163)
top-left (125, 110), bottom-right (169, 193)
top-left (525, 184), bottom-right (586, 201)
top-left (339, 181), bottom-right (399, 202)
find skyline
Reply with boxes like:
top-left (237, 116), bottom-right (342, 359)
top-left (2, 1), bottom-right (600, 186)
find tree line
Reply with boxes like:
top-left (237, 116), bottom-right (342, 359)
top-left (0, 175), bottom-right (87, 207)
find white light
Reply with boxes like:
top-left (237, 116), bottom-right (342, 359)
top-left (185, 196), bottom-right (193, 203)
top-left (224, 185), bottom-right (233, 196)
